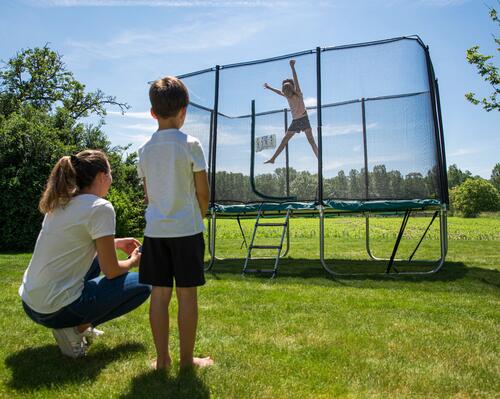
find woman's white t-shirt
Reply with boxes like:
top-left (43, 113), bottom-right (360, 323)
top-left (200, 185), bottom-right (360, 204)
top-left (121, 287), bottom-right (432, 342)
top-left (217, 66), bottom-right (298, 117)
top-left (19, 194), bottom-right (115, 314)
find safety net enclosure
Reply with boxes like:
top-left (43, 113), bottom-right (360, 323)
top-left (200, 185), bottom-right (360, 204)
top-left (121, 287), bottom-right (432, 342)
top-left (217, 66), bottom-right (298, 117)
top-left (177, 36), bottom-right (449, 276)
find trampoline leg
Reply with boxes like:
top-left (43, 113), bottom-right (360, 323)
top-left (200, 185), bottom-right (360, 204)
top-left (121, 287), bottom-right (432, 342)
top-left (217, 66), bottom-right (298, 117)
top-left (366, 214), bottom-right (384, 261)
top-left (386, 210), bottom-right (410, 273)
top-left (321, 207), bottom-right (448, 276)
top-left (205, 210), bottom-right (216, 271)
top-left (281, 218), bottom-right (291, 258)
top-left (319, 206), bottom-right (336, 276)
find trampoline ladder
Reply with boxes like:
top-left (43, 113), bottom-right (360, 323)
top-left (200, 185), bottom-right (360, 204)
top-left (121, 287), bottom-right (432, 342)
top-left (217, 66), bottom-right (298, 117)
top-left (242, 209), bottom-right (291, 278)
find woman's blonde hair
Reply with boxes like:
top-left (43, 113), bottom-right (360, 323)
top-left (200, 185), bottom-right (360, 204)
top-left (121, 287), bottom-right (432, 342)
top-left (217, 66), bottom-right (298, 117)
top-left (39, 150), bottom-right (109, 214)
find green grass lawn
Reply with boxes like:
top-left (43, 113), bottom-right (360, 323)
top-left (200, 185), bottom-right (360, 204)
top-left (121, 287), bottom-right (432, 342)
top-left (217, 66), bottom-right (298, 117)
top-left (1, 215), bottom-right (499, 398)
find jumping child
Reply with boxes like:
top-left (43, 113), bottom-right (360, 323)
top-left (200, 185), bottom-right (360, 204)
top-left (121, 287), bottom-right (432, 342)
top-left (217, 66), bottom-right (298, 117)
top-left (263, 59), bottom-right (318, 164)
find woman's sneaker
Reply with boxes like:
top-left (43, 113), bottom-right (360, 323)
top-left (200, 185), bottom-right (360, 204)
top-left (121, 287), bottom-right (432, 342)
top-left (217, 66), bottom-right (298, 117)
top-left (82, 327), bottom-right (104, 344)
top-left (52, 327), bottom-right (88, 358)
top-left (83, 327), bottom-right (104, 338)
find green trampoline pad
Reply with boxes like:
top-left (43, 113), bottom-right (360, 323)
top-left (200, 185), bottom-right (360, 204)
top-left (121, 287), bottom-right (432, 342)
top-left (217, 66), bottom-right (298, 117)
top-left (212, 199), bottom-right (442, 214)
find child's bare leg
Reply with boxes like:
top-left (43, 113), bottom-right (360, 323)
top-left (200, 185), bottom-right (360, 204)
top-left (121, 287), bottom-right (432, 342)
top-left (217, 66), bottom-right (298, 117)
top-left (177, 287), bottom-right (213, 368)
top-left (150, 286), bottom-right (173, 369)
top-left (304, 128), bottom-right (319, 158)
top-left (264, 131), bottom-right (296, 164)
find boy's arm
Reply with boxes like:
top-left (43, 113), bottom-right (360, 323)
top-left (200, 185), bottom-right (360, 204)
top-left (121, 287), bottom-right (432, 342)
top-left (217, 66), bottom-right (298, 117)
top-left (289, 60), bottom-right (301, 93)
top-left (194, 170), bottom-right (209, 217)
top-left (143, 178), bottom-right (148, 204)
top-left (263, 83), bottom-right (284, 96)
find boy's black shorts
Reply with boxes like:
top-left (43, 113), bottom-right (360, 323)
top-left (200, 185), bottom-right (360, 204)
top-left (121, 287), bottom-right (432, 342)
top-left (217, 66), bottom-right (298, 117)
top-left (139, 233), bottom-right (205, 287)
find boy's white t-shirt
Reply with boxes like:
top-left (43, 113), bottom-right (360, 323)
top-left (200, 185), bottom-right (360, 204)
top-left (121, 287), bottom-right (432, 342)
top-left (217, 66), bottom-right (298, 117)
top-left (19, 195), bottom-right (115, 314)
top-left (137, 128), bottom-right (207, 238)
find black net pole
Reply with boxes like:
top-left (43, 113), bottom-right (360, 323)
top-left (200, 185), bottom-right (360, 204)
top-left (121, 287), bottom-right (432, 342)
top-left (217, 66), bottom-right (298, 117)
top-left (361, 98), bottom-right (369, 200)
top-left (424, 47), bottom-right (446, 205)
top-left (210, 65), bottom-right (220, 208)
top-left (207, 110), bottom-right (214, 190)
top-left (435, 78), bottom-right (449, 205)
top-left (284, 109), bottom-right (290, 197)
top-left (316, 47), bottom-right (323, 204)
top-left (250, 100), bottom-right (257, 195)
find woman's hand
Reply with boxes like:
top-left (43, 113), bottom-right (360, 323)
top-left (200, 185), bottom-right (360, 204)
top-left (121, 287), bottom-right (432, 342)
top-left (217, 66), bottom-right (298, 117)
top-left (128, 246), bottom-right (142, 268)
top-left (115, 237), bottom-right (141, 256)
top-left (263, 83), bottom-right (270, 89)
top-left (289, 59), bottom-right (296, 67)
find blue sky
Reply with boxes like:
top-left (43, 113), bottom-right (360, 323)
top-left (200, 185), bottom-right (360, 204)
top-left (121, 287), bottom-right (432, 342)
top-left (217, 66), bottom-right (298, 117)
top-left (1, 0), bottom-right (499, 178)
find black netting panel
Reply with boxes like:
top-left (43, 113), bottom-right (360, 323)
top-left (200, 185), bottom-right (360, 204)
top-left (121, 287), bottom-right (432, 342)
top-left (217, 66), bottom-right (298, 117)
top-left (321, 39), bottom-right (430, 104)
top-left (322, 101), bottom-right (366, 200)
top-left (365, 92), bottom-right (440, 200)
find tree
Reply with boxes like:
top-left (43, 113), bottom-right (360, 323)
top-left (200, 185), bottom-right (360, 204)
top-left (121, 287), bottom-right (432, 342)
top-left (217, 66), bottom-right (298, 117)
top-left (491, 163), bottom-right (500, 191)
top-left (0, 46), bottom-right (135, 250)
top-left (450, 178), bottom-right (500, 217)
top-left (0, 45), bottom-right (128, 118)
top-left (447, 164), bottom-right (472, 189)
top-left (465, 5), bottom-right (499, 112)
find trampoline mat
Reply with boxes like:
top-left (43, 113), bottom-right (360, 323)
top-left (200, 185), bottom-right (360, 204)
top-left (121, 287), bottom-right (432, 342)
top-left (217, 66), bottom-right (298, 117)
top-left (212, 199), bottom-right (441, 215)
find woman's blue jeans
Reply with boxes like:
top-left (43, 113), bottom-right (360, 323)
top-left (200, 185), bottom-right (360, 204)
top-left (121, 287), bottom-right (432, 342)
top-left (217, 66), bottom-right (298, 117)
top-left (22, 257), bottom-right (151, 329)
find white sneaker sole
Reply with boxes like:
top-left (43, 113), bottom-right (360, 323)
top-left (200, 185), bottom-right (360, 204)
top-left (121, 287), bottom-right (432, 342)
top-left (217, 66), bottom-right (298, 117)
top-left (52, 328), bottom-right (87, 358)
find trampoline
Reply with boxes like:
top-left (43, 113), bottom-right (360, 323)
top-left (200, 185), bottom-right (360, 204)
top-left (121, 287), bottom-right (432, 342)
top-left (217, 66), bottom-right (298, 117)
top-left (176, 36), bottom-right (449, 276)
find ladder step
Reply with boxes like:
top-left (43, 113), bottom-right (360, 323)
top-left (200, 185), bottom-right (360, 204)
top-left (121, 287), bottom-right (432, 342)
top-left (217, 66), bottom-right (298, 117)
top-left (250, 245), bottom-right (282, 249)
top-left (256, 222), bottom-right (287, 227)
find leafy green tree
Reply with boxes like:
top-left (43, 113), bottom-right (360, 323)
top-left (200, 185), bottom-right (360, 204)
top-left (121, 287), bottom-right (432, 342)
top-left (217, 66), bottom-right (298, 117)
top-left (388, 170), bottom-right (404, 198)
top-left (371, 164), bottom-right (390, 198)
top-left (0, 45), bottom-right (128, 118)
top-left (450, 178), bottom-right (500, 217)
top-left (0, 46), bottom-right (136, 250)
top-left (348, 169), bottom-right (363, 199)
top-left (404, 172), bottom-right (425, 199)
top-left (491, 163), bottom-right (500, 191)
top-left (447, 164), bottom-right (472, 189)
top-left (465, 5), bottom-right (499, 112)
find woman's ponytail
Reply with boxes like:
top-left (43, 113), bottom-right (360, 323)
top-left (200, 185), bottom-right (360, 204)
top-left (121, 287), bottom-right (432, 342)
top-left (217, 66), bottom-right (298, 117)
top-left (38, 150), bottom-right (109, 214)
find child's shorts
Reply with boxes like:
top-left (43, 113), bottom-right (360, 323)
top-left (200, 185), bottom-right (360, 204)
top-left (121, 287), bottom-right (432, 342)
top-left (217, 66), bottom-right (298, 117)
top-left (288, 114), bottom-right (311, 133)
top-left (139, 233), bottom-right (205, 287)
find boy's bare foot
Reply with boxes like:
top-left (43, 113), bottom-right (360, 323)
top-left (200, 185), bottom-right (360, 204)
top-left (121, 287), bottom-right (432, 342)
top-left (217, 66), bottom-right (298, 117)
top-left (181, 356), bottom-right (214, 369)
top-left (151, 358), bottom-right (172, 370)
top-left (264, 159), bottom-right (275, 164)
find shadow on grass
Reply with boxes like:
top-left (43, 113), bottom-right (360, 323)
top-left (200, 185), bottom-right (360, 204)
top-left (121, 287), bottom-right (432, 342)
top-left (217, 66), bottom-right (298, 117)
top-left (206, 258), bottom-right (500, 288)
top-left (120, 367), bottom-right (209, 399)
top-left (4, 342), bottom-right (144, 392)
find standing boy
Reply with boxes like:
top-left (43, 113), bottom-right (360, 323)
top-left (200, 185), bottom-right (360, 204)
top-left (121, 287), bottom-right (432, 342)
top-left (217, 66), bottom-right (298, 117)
top-left (138, 76), bottom-right (213, 370)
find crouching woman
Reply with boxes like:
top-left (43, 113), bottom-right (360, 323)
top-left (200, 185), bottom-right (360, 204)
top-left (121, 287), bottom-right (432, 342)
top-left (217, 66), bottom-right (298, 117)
top-left (19, 150), bottom-right (151, 358)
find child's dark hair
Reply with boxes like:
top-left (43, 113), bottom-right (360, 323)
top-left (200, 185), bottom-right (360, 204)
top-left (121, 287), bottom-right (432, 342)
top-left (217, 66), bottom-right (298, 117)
top-left (39, 150), bottom-right (109, 214)
top-left (149, 76), bottom-right (189, 118)
top-left (282, 79), bottom-right (295, 97)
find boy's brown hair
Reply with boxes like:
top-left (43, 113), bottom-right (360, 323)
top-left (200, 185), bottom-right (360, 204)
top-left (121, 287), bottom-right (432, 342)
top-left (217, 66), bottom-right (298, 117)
top-left (149, 76), bottom-right (189, 118)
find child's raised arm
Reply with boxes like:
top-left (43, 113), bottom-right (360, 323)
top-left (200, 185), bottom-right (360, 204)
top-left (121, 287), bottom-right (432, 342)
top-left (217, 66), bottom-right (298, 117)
top-left (289, 60), bottom-right (301, 93)
top-left (263, 83), bottom-right (284, 97)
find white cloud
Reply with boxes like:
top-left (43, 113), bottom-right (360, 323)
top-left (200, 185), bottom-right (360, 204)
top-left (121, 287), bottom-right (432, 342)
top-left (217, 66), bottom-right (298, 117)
top-left (448, 148), bottom-right (478, 157)
top-left (66, 14), bottom-right (266, 59)
top-left (304, 97), bottom-right (317, 107)
top-left (108, 110), bottom-right (151, 119)
top-left (119, 123), bottom-right (156, 132)
top-left (322, 153), bottom-right (413, 172)
top-left (322, 122), bottom-right (378, 137)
